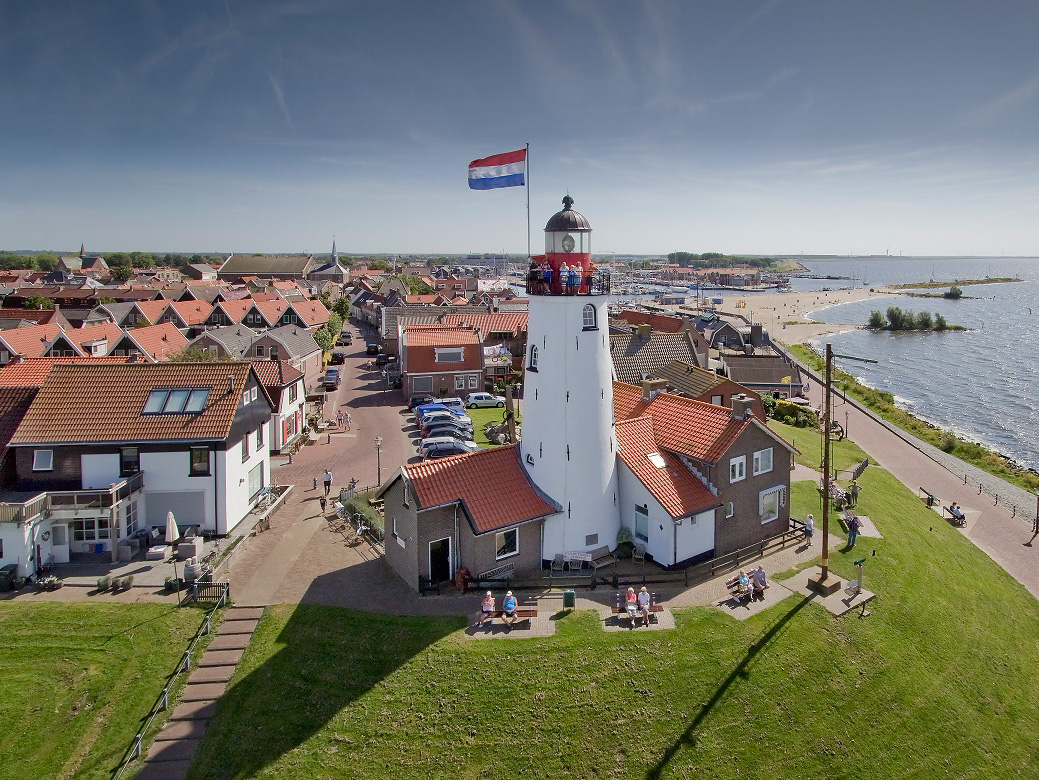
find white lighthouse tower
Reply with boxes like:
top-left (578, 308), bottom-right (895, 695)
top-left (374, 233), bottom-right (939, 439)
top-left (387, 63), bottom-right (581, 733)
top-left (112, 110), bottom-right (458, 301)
top-left (520, 196), bottom-right (619, 560)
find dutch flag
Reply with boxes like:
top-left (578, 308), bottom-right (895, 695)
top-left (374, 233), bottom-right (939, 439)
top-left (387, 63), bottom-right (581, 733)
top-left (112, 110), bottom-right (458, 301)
top-left (468, 148), bottom-right (526, 190)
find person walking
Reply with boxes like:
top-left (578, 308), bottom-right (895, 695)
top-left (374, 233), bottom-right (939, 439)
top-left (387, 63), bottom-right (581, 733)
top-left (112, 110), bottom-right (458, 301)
top-left (323, 469), bottom-right (333, 497)
top-left (344, 412), bottom-right (352, 431)
top-left (804, 514), bottom-right (814, 546)
top-left (319, 496), bottom-right (327, 515)
top-left (849, 480), bottom-right (860, 507)
top-left (847, 514), bottom-right (861, 547)
top-left (336, 410), bottom-right (345, 428)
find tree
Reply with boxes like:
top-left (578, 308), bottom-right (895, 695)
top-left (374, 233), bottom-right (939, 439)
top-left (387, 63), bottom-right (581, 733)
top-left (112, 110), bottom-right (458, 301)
top-left (885, 306), bottom-right (909, 330)
top-left (110, 264), bottom-right (133, 281)
top-left (132, 318), bottom-right (153, 329)
top-left (368, 258), bottom-right (392, 271)
top-left (35, 253), bottom-right (58, 271)
top-left (934, 313), bottom-right (948, 331)
top-left (314, 326), bottom-right (333, 352)
top-left (24, 295), bottom-right (54, 310)
top-left (167, 347), bottom-right (233, 362)
top-left (327, 312), bottom-right (343, 336)
top-left (391, 273), bottom-right (433, 294)
top-left (868, 310), bottom-right (886, 329)
top-left (333, 297), bottom-right (351, 318)
top-left (944, 285), bottom-right (963, 299)
top-left (915, 311), bottom-right (933, 330)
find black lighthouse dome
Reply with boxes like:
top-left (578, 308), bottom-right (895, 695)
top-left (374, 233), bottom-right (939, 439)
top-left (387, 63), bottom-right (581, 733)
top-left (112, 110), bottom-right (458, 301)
top-left (544, 195), bottom-right (591, 232)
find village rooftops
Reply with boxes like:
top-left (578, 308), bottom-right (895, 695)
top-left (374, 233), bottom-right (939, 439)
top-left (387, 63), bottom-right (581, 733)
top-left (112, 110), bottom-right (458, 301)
top-left (0, 356), bottom-right (135, 388)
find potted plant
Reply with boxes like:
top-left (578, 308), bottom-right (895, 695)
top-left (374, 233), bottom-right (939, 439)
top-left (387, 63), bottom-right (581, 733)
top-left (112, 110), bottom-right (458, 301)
top-left (97, 576), bottom-right (110, 592)
top-left (122, 575), bottom-right (134, 591)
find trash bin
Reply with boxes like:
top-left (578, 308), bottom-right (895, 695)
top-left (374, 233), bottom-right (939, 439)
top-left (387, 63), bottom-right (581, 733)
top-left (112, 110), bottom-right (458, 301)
top-left (0, 563), bottom-right (17, 592)
top-left (563, 589), bottom-right (576, 610)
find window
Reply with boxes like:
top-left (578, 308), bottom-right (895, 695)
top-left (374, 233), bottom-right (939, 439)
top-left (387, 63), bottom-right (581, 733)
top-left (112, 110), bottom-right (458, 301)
top-left (0, 350), bottom-right (9, 364)
top-left (582, 304), bottom-right (597, 329)
top-left (144, 388), bottom-right (210, 415)
top-left (435, 348), bottom-right (463, 363)
top-left (190, 447), bottom-right (210, 476)
top-left (725, 502), bottom-right (734, 518)
top-left (125, 500), bottom-right (139, 537)
top-left (495, 528), bottom-right (519, 560)
top-left (288, 382), bottom-right (298, 403)
top-left (251, 387), bottom-right (258, 402)
top-left (454, 375), bottom-right (466, 390)
top-left (72, 518), bottom-right (108, 542)
top-left (256, 425), bottom-right (264, 447)
top-left (528, 345), bottom-right (538, 371)
top-left (468, 375), bottom-right (479, 389)
top-left (412, 376), bottom-right (433, 393)
top-left (120, 447), bottom-right (139, 476)
top-left (32, 449), bottom-right (53, 471)
top-left (242, 390), bottom-right (250, 405)
top-left (759, 487), bottom-right (785, 524)
top-left (729, 456), bottom-right (746, 483)
top-left (392, 517), bottom-right (399, 537)
top-left (255, 345), bottom-right (266, 357)
top-left (711, 395), bottom-right (723, 406)
top-left (753, 448), bottom-right (773, 476)
top-left (585, 534), bottom-right (599, 546)
top-left (248, 462), bottom-right (264, 500)
top-left (634, 504), bottom-right (649, 543)
top-left (402, 484), bottom-right (409, 508)
top-left (242, 433), bottom-right (250, 461)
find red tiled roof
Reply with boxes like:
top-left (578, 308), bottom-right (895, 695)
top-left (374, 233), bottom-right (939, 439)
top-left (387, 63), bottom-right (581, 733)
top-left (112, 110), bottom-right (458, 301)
top-left (9, 362), bottom-right (264, 445)
top-left (618, 310), bottom-right (687, 333)
top-left (133, 300), bottom-right (168, 324)
top-left (251, 359), bottom-right (304, 388)
top-left (613, 381), bottom-right (748, 464)
top-left (213, 300), bottom-right (252, 323)
top-left (123, 322), bottom-right (189, 360)
top-left (165, 300), bottom-right (214, 326)
top-left (0, 356), bottom-right (135, 388)
top-left (405, 445), bottom-right (557, 534)
top-left (0, 309), bottom-right (61, 324)
top-left (254, 299), bottom-right (289, 325)
top-left (289, 299), bottom-right (330, 327)
top-left (402, 326), bottom-right (483, 375)
top-left (615, 416), bottom-right (721, 519)
top-left (402, 324), bottom-right (483, 347)
top-left (0, 387), bottom-right (37, 447)
top-left (63, 323), bottom-right (124, 352)
top-left (0, 324), bottom-right (65, 359)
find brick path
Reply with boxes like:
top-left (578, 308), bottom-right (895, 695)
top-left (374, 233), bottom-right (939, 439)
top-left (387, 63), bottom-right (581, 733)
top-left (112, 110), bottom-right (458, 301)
top-left (135, 606), bottom-right (264, 780)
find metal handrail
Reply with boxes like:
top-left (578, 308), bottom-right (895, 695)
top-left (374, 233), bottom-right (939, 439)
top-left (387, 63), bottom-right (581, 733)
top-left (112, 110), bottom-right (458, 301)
top-left (112, 582), bottom-right (229, 779)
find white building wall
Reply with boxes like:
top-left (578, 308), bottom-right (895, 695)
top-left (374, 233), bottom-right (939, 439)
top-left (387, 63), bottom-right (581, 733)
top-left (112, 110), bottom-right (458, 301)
top-left (140, 450), bottom-right (216, 531)
top-left (520, 294), bottom-right (618, 557)
top-left (218, 435), bottom-right (269, 534)
top-left (81, 453), bottom-right (120, 489)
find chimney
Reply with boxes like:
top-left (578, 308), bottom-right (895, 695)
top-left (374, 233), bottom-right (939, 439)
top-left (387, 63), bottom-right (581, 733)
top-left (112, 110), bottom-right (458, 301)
top-left (641, 378), bottom-right (668, 402)
top-left (636, 324), bottom-right (652, 340)
top-left (730, 393), bottom-right (752, 421)
top-left (227, 374), bottom-right (234, 395)
top-left (750, 323), bottom-right (763, 346)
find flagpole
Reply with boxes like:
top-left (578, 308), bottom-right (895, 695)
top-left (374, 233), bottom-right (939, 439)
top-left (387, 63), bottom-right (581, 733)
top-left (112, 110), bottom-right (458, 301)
top-left (525, 142), bottom-right (531, 260)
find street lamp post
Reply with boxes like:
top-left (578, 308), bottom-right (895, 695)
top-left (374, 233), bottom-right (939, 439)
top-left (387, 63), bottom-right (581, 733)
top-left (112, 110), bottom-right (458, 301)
top-left (374, 435), bottom-right (383, 485)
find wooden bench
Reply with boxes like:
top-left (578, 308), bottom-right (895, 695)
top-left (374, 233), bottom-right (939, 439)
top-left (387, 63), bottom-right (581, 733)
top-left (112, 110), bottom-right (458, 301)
top-left (613, 591), bottom-right (663, 625)
top-left (589, 545), bottom-right (617, 571)
top-left (482, 597), bottom-right (538, 629)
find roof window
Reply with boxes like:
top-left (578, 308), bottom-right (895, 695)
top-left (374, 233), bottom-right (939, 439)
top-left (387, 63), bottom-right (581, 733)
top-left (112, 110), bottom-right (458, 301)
top-left (143, 387), bottom-right (210, 415)
top-left (647, 453), bottom-right (666, 469)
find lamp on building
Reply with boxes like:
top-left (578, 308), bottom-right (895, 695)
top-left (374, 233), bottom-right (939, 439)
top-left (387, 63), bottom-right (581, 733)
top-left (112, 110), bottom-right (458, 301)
top-left (374, 435), bottom-right (384, 485)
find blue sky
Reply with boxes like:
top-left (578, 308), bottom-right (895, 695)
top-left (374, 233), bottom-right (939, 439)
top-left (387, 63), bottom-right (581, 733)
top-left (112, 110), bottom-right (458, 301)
top-left (2, 1), bottom-right (1038, 256)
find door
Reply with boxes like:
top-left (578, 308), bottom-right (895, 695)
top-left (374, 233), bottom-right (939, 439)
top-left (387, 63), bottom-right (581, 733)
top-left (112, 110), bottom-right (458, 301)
top-left (428, 537), bottom-right (452, 583)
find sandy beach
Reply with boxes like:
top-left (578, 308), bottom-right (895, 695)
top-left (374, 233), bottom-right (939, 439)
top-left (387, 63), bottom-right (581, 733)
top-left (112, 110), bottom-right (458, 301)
top-left (709, 286), bottom-right (895, 346)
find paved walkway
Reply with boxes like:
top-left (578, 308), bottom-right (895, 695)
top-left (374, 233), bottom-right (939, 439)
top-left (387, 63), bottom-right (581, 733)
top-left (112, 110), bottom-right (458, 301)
top-left (134, 606), bottom-right (264, 780)
top-left (801, 370), bottom-right (1039, 598)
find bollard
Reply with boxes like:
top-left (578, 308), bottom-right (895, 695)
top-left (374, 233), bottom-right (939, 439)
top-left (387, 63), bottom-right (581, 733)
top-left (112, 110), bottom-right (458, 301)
top-left (313, 477), bottom-right (318, 490)
top-left (327, 433), bottom-right (332, 444)
top-left (288, 453), bottom-right (293, 465)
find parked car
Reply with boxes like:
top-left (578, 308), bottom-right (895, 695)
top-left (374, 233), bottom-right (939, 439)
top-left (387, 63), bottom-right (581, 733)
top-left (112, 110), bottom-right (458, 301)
top-left (421, 439), bottom-right (481, 459)
top-left (418, 436), bottom-right (480, 456)
top-left (329, 351), bottom-right (346, 365)
top-left (336, 332), bottom-right (352, 346)
top-left (322, 368), bottom-right (341, 389)
top-left (415, 400), bottom-right (467, 421)
top-left (375, 353), bottom-right (393, 366)
top-left (366, 343), bottom-right (380, 355)
top-left (466, 392), bottom-right (506, 408)
top-left (420, 410), bottom-right (473, 428)
top-left (422, 423), bottom-right (475, 441)
top-left (408, 394), bottom-right (435, 410)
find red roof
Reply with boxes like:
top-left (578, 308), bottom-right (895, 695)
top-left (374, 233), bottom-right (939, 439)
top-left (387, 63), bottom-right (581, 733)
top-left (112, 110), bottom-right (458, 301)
top-left (123, 322), bottom-right (189, 360)
top-left (0, 309), bottom-right (62, 325)
top-left (615, 416), bottom-right (721, 519)
top-left (289, 299), bottom-right (330, 327)
top-left (404, 445), bottom-right (557, 534)
top-left (0, 356), bottom-right (135, 388)
top-left (62, 323), bottom-right (124, 352)
top-left (402, 325), bottom-right (483, 375)
top-left (0, 387), bottom-right (37, 447)
top-left (0, 324), bottom-right (65, 359)
top-left (165, 300), bottom-right (214, 326)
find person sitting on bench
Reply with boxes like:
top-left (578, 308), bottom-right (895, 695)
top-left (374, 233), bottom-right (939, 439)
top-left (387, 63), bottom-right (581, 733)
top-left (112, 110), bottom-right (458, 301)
top-left (501, 591), bottom-right (518, 629)
top-left (480, 591), bottom-right (495, 626)
top-left (637, 586), bottom-right (651, 626)
top-left (624, 587), bottom-right (638, 623)
top-left (751, 566), bottom-right (769, 599)
top-left (949, 503), bottom-right (966, 522)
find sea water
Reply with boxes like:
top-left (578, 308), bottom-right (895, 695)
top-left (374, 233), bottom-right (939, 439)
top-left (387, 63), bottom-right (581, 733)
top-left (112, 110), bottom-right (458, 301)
top-left (799, 257), bottom-right (1039, 471)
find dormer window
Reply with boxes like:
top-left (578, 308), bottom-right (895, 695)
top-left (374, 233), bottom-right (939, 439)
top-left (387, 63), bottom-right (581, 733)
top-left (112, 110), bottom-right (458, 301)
top-left (435, 348), bottom-right (463, 363)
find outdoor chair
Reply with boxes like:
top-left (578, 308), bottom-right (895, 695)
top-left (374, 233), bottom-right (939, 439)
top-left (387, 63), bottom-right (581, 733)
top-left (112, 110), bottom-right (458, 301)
top-left (551, 554), bottom-right (566, 574)
top-left (632, 544), bottom-right (646, 563)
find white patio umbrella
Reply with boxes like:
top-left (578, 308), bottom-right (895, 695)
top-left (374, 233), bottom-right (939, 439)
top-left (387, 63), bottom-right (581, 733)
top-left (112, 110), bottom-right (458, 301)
top-left (165, 511), bottom-right (181, 546)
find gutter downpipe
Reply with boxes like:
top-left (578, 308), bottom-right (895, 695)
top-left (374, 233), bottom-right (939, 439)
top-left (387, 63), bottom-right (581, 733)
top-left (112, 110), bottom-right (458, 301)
top-left (453, 504), bottom-right (460, 578)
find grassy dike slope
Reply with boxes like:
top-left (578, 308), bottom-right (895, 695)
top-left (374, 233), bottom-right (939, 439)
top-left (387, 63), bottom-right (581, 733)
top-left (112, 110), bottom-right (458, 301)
top-left (0, 602), bottom-right (203, 780)
top-left (191, 447), bottom-right (1039, 779)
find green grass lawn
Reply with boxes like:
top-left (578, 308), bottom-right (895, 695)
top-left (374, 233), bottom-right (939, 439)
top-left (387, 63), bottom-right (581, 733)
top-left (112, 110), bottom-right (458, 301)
top-left (769, 418), bottom-right (869, 477)
top-left (0, 602), bottom-right (205, 780)
top-left (190, 462), bottom-right (1039, 780)
top-left (467, 404), bottom-right (521, 448)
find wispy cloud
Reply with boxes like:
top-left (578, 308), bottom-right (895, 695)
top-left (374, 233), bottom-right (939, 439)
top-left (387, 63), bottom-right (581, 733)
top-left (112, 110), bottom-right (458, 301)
top-left (961, 70), bottom-right (1039, 127)
top-left (268, 72), bottom-right (294, 132)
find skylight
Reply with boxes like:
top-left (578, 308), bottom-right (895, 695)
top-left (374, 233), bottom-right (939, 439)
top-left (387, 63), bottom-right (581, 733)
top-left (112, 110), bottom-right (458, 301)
top-left (647, 453), bottom-right (666, 468)
top-left (143, 388), bottom-right (211, 415)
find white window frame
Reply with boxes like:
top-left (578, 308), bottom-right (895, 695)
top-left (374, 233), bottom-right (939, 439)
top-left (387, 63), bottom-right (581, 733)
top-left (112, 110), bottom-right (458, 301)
top-left (528, 345), bottom-right (538, 371)
top-left (454, 375), bottom-right (466, 390)
top-left (725, 502), bottom-right (734, 518)
top-left (759, 486), bottom-right (785, 524)
top-left (468, 375), bottom-right (479, 389)
top-left (125, 500), bottom-right (140, 537)
top-left (729, 455), bottom-right (746, 483)
top-left (582, 304), bottom-right (597, 329)
top-left (495, 528), bottom-right (519, 560)
top-left (435, 348), bottom-right (464, 363)
top-left (32, 449), bottom-right (54, 471)
top-left (753, 447), bottom-right (773, 476)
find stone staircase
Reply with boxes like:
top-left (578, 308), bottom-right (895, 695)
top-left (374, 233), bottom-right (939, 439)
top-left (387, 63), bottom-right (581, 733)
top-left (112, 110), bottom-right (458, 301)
top-left (134, 606), bottom-right (263, 780)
